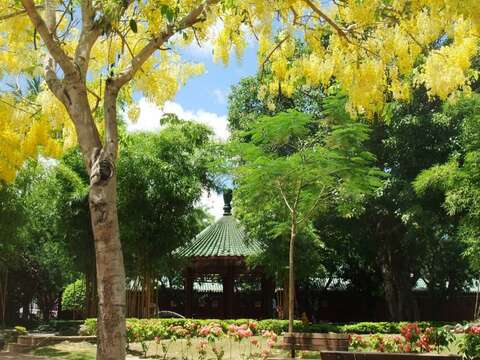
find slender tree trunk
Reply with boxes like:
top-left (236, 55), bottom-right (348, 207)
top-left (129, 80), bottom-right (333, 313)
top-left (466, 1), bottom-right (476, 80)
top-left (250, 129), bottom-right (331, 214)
top-left (288, 215), bottom-right (297, 359)
top-left (474, 274), bottom-right (480, 320)
top-left (288, 215), bottom-right (297, 333)
top-left (89, 175), bottom-right (126, 360)
top-left (0, 268), bottom-right (7, 328)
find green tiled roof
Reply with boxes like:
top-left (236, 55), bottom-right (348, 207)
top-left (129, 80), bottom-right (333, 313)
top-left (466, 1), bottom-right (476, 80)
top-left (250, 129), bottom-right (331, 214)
top-left (176, 215), bottom-right (261, 258)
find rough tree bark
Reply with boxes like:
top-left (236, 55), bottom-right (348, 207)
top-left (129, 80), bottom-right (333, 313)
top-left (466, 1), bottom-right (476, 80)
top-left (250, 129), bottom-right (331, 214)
top-left (90, 174), bottom-right (126, 359)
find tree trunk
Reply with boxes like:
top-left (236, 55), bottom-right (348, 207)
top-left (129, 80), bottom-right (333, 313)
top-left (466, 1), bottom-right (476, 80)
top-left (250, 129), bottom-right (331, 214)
top-left (288, 216), bottom-right (297, 333)
top-left (379, 233), bottom-right (418, 321)
top-left (288, 215), bottom-right (297, 359)
top-left (89, 174), bottom-right (126, 360)
top-left (0, 268), bottom-right (7, 328)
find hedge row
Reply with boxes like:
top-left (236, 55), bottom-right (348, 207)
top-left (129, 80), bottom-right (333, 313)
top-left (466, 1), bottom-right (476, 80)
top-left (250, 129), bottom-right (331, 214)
top-left (83, 319), bottom-right (456, 338)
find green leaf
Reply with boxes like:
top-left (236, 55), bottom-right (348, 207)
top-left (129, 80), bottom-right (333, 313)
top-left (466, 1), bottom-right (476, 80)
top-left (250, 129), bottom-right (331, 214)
top-left (160, 5), bottom-right (175, 23)
top-left (129, 19), bottom-right (138, 33)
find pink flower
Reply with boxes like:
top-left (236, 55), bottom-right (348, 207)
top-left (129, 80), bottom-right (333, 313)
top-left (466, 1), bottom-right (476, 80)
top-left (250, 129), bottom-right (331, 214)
top-left (210, 326), bottom-right (223, 336)
top-left (197, 339), bottom-right (208, 350)
top-left (261, 348), bottom-right (271, 359)
top-left (199, 326), bottom-right (211, 337)
top-left (228, 324), bottom-right (238, 333)
top-left (250, 339), bottom-right (259, 346)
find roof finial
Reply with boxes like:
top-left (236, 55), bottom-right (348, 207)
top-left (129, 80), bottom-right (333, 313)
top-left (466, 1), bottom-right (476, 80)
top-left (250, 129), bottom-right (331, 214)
top-left (223, 189), bottom-right (232, 216)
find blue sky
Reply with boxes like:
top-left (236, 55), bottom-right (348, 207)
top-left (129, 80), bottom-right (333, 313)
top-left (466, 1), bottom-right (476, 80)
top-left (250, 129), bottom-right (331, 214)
top-left (175, 44), bottom-right (258, 117)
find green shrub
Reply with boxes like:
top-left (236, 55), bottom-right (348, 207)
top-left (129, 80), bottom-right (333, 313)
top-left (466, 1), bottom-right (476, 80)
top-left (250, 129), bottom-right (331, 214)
top-left (62, 279), bottom-right (86, 312)
top-left (82, 318), bottom-right (454, 342)
top-left (14, 326), bottom-right (27, 335)
top-left (84, 318), bottom-right (97, 336)
top-left (3, 326), bottom-right (28, 345)
top-left (459, 325), bottom-right (480, 359)
top-left (340, 322), bottom-right (400, 334)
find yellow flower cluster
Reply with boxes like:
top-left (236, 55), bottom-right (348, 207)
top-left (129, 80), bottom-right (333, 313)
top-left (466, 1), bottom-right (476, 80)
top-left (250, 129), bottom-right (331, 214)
top-left (234, 0), bottom-right (480, 117)
top-left (0, 99), bottom-right (63, 182)
top-left (1, 0), bottom-right (480, 182)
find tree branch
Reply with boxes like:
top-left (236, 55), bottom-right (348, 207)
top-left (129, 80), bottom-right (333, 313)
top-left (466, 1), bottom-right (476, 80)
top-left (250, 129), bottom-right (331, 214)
top-left (293, 178), bottom-right (303, 211)
top-left (74, 0), bottom-right (102, 78)
top-left (87, 87), bottom-right (101, 114)
top-left (302, 0), bottom-right (348, 40)
top-left (103, 79), bottom-right (119, 160)
top-left (0, 5), bottom-right (43, 21)
top-left (20, 0), bottom-right (76, 76)
top-left (278, 181), bottom-right (294, 214)
top-left (260, 35), bottom-right (290, 76)
top-left (112, 0), bottom-right (220, 89)
top-left (298, 184), bottom-right (327, 224)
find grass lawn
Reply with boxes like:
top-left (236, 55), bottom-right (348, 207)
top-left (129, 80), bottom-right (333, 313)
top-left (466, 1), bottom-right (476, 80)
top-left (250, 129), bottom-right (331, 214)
top-left (31, 342), bottom-right (142, 360)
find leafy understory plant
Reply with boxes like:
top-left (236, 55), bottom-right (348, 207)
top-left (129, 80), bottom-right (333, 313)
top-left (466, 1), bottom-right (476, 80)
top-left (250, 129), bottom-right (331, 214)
top-left (458, 325), bottom-right (480, 360)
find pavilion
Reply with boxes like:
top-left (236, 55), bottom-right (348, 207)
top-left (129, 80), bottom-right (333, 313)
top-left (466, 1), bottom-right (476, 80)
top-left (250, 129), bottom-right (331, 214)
top-left (175, 191), bottom-right (274, 319)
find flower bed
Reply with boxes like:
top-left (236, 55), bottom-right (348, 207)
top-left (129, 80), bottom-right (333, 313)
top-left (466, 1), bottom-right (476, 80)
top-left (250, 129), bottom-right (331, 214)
top-left (83, 319), bottom-right (480, 359)
top-left (349, 323), bottom-right (455, 353)
top-left (83, 319), bottom-right (457, 338)
top-left (458, 324), bottom-right (480, 359)
top-left (119, 319), bottom-right (279, 358)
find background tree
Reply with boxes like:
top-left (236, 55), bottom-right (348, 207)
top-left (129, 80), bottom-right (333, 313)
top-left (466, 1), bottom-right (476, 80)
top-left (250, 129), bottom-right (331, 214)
top-left (228, 73), bottom-right (474, 321)
top-left (0, 161), bottom-right (78, 324)
top-left (62, 279), bottom-right (87, 319)
top-left (0, 181), bottom-right (24, 327)
top-left (53, 150), bottom-right (98, 318)
top-left (415, 94), bottom-right (480, 318)
top-left (117, 116), bottom-right (218, 317)
top-left (231, 109), bottom-right (383, 332)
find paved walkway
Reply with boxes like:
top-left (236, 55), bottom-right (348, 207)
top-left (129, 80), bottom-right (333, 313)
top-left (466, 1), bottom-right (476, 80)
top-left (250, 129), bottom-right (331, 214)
top-left (0, 350), bottom-right (142, 359)
top-left (0, 353), bottom-right (49, 359)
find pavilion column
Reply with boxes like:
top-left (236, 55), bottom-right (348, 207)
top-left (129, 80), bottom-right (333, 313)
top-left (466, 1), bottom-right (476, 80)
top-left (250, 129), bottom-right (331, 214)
top-left (222, 268), bottom-right (234, 319)
top-left (185, 268), bottom-right (194, 318)
top-left (261, 276), bottom-right (275, 319)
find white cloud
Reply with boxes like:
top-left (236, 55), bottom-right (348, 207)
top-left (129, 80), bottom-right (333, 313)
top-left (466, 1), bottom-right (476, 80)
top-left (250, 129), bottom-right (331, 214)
top-left (199, 190), bottom-right (224, 220)
top-left (127, 98), bottom-right (229, 141)
top-left (213, 88), bottom-right (227, 105)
